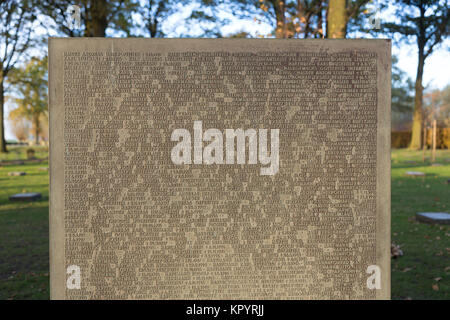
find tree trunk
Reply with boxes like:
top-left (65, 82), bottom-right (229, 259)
top-left (34, 115), bottom-right (40, 145)
top-left (85, 0), bottom-right (108, 37)
top-left (431, 119), bottom-right (436, 162)
top-left (327, 0), bottom-right (347, 38)
top-left (410, 50), bottom-right (425, 149)
top-left (273, 0), bottom-right (287, 38)
top-left (317, 4), bottom-right (324, 38)
top-left (0, 75), bottom-right (7, 153)
top-left (149, 20), bottom-right (157, 38)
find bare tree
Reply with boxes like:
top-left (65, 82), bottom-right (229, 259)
top-left (382, 0), bottom-right (450, 149)
top-left (140, 0), bottom-right (174, 38)
top-left (0, 0), bottom-right (37, 152)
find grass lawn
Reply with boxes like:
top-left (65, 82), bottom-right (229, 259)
top-left (391, 149), bottom-right (450, 300)
top-left (0, 146), bottom-right (448, 299)
top-left (0, 147), bottom-right (49, 299)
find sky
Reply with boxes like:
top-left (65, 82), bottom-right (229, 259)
top-left (4, 2), bottom-right (450, 140)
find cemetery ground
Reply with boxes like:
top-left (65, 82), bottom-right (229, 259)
top-left (0, 146), bottom-right (449, 300)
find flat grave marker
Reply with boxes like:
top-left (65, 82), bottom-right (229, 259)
top-left (405, 171), bottom-right (426, 176)
top-left (416, 212), bottom-right (450, 225)
top-left (8, 171), bottom-right (26, 176)
top-left (9, 192), bottom-right (42, 202)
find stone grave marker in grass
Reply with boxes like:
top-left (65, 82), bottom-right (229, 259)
top-left (416, 212), bottom-right (450, 225)
top-left (431, 163), bottom-right (442, 167)
top-left (8, 171), bottom-right (26, 176)
top-left (9, 193), bottom-right (42, 202)
top-left (405, 171), bottom-right (426, 176)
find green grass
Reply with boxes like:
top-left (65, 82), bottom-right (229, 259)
top-left (0, 146), bottom-right (48, 162)
top-left (0, 159), bottom-right (49, 300)
top-left (0, 148), bottom-right (449, 299)
top-left (391, 149), bottom-right (450, 300)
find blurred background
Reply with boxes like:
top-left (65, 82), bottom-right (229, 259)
top-left (0, 0), bottom-right (449, 300)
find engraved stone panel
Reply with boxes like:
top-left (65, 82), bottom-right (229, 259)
top-left (49, 39), bottom-right (391, 299)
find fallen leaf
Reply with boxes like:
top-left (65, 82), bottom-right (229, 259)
top-left (432, 283), bottom-right (439, 291)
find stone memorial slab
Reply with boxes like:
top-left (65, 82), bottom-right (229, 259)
top-left (49, 39), bottom-right (391, 299)
top-left (9, 192), bottom-right (42, 201)
top-left (416, 212), bottom-right (450, 225)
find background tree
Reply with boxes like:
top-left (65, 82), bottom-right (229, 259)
top-left (424, 85), bottom-right (450, 128)
top-left (38, 0), bottom-right (139, 37)
top-left (227, 1), bottom-right (371, 39)
top-left (0, 0), bottom-right (37, 152)
top-left (326, 0), bottom-right (371, 38)
top-left (137, 0), bottom-right (216, 38)
top-left (226, 0), bottom-right (326, 38)
top-left (9, 117), bottom-right (30, 143)
top-left (7, 56), bottom-right (48, 145)
top-left (382, 0), bottom-right (450, 149)
top-left (327, 0), bottom-right (347, 37)
top-left (140, 0), bottom-right (174, 38)
top-left (391, 55), bottom-right (415, 131)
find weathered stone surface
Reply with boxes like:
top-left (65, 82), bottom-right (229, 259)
top-left (416, 212), bottom-right (450, 225)
top-left (49, 38), bottom-right (391, 300)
